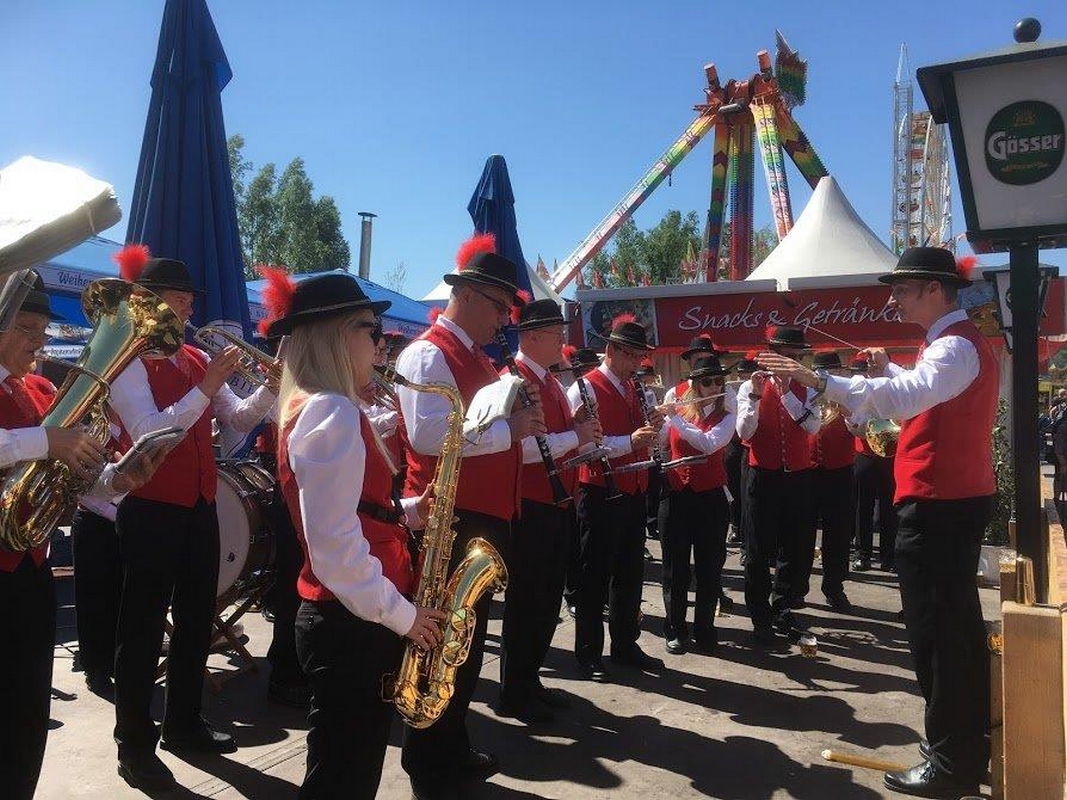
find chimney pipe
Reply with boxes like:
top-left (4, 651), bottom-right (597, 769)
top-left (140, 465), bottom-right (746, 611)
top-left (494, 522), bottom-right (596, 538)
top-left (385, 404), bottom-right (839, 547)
top-left (357, 212), bottom-right (376, 280)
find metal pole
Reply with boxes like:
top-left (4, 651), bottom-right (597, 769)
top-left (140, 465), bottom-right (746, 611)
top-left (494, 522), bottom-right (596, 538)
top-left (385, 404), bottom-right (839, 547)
top-left (357, 212), bottom-right (376, 280)
top-left (1010, 240), bottom-right (1045, 602)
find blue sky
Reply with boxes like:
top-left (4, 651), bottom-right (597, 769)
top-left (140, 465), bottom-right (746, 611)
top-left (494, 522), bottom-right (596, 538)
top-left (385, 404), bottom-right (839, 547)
top-left (3, 1), bottom-right (1065, 299)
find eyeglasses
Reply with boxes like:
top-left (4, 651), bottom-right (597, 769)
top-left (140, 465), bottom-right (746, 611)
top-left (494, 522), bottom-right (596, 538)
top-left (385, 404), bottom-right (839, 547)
top-left (10, 324), bottom-right (48, 341)
top-left (699, 377), bottom-right (722, 388)
top-left (344, 319), bottom-right (380, 336)
top-left (470, 286), bottom-right (511, 317)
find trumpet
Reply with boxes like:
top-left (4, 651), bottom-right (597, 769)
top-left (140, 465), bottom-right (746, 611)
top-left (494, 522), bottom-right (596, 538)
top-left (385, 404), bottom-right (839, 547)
top-left (187, 323), bottom-right (281, 389)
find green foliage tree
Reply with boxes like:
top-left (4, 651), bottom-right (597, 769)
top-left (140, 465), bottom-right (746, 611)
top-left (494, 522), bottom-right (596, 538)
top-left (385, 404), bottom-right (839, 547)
top-left (227, 136), bottom-right (351, 278)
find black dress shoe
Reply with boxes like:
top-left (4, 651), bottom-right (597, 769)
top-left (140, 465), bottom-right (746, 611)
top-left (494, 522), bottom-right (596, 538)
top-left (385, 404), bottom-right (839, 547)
top-left (786, 596), bottom-right (805, 610)
top-left (461, 748), bottom-right (499, 776)
top-left (610, 645), bottom-right (664, 670)
top-left (160, 719), bottom-right (237, 754)
top-left (918, 739), bottom-right (931, 759)
top-left (665, 637), bottom-right (687, 655)
top-left (534, 682), bottom-right (571, 709)
top-left (85, 671), bottom-right (115, 700)
top-left (752, 625), bottom-right (777, 645)
top-left (772, 610), bottom-right (804, 640)
top-left (268, 679), bottom-right (311, 707)
top-left (117, 751), bottom-right (176, 791)
top-left (852, 556), bottom-right (872, 572)
top-left (825, 592), bottom-right (854, 613)
top-left (576, 659), bottom-right (611, 682)
top-left (497, 696), bottom-right (555, 724)
top-left (883, 760), bottom-right (979, 799)
top-left (692, 627), bottom-right (719, 653)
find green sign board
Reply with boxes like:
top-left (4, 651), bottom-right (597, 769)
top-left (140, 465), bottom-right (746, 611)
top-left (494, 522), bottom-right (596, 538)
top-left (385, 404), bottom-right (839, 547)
top-left (985, 100), bottom-right (1065, 185)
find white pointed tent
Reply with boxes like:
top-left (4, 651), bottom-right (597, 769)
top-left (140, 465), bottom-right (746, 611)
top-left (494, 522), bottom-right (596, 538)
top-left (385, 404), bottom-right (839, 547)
top-left (746, 176), bottom-right (897, 289)
top-left (422, 262), bottom-right (564, 306)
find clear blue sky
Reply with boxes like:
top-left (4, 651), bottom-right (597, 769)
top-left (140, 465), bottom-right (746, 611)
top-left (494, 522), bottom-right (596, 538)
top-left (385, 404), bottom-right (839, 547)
top-left (3, 1), bottom-right (1065, 299)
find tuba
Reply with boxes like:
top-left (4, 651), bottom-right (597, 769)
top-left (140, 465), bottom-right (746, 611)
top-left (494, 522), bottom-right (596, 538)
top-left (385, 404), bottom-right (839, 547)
top-left (382, 365), bottom-right (509, 728)
top-left (865, 418), bottom-right (901, 458)
top-left (0, 279), bottom-right (182, 552)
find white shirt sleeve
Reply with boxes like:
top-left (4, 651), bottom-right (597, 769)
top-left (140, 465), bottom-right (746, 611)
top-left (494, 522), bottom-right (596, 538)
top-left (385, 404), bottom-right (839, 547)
top-left (667, 410), bottom-right (737, 455)
top-left (0, 427), bottom-right (48, 468)
top-left (566, 381), bottom-right (585, 414)
top-left (884, 361), bottom-right (905, 379)
top-left (396, 339), bottom-right (511, 458)
top-left (289, 393), bottom-right (416, 637)
top-left (724, 384), bottom-right (738, 415)
top-left (212, 382), bottom-right (276, 433)
top-left (522, 430), bottom-right (579, 464)
top-left (779, 387), bottom-right (821, 435)
top-left (109, 358), bottom-right (211, 439)
top-left (824, 335), bottom-right (980, 422)
top-left (364, 403), bottom-right (399, 440)
top-left (736, 380), bottom-right (759, 440)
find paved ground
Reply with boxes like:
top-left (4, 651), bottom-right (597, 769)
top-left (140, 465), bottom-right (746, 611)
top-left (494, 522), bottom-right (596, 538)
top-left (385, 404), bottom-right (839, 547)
top-left (38, 538), bottom-right (1001, 800)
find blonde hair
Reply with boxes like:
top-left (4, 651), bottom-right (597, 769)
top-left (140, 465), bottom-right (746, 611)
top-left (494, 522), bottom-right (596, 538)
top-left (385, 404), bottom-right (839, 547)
top-left (679, 380), bottom-right (723, 424)
top-left (278, 312), bottom-right (361, 429)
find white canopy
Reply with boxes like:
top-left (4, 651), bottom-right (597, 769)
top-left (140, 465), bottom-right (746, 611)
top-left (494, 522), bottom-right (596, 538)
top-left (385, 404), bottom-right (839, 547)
top-left (746, 176), bottom-right (897, 289)
top-left (422, 261), bottom-right (564, 305)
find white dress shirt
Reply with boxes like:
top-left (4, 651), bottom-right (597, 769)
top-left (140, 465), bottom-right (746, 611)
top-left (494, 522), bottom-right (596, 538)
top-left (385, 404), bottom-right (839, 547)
top-left (736, 378), bottom-right (821, 440)
top-left (666, 404), bottom-right (737, 455)
top-left (823, 309), bottom-right (980, 422)
top-left (515, 351), bottom-right (579, 464)
top-left (566, 363), bottom-right (635, 458)
top-left (287, 392), bottom-right (417, 637)
top-left (394, 317), bottom-right (511, 458)
top-left (110, 348), bottom-right (276, 440)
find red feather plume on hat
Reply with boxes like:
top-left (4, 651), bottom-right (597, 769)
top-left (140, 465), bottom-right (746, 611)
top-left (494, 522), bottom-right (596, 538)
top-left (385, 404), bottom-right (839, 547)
top-left (456, 233), bottom-right (497, 270)
top-left (256, 265), bottom-right (296, 338)
top-left (745, 349), bottom-right (759, 360)
top-left (113, 244), bottom-right (151, 282)
top-left (611, 312), bottom-right (637, 330)
top-left (508, 289), bottom-right (533, 325)
top-left (764, 325), bottom-right (778, 341)
top-left (561, 344), bottom-right (577, 362)
top-left (428, 306), bottom-right (443, 323)
top-left (957, 255), bottom-right (978, 280)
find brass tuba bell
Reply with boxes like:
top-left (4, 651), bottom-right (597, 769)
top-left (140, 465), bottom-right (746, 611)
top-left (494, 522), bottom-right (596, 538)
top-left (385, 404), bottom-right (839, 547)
top-left (865, 418), bottom-right (901, 458)
top-left (0, 279), bottom-right (183, 552)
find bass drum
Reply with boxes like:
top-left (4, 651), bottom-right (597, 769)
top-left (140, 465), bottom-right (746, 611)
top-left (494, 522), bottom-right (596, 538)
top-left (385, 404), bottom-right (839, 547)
top-left (215, 461), bottom-right (275, 600)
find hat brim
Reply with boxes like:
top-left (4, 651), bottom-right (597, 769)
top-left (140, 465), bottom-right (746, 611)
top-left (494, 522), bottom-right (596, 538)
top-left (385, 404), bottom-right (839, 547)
top-left (766, 339), bottom-right (810, 351)
top-left (589, 330), bottom-right (656, 351)
top-left (686, 367), bottom-right (726, 381)
top-left (443, 272), bottom-right (524, 303)
top-left (266, 299), bottom-right (391, 338)
top-left (680, 346), bottom-right (717, 361)
top-left (139, 280), bottom-right (206, 295)
top-left (878, 268), bottom-right (970, 287)
top-left (515, 316), bottom-right (566, 332)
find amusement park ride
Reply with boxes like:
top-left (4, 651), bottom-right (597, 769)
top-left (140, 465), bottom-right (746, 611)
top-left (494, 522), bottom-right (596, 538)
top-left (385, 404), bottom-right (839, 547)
top-left (549, 31), bottom-right (830, 294)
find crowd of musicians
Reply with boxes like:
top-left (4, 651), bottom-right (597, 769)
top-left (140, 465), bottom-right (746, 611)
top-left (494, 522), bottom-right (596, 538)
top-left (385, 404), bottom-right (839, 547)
top-left (0, 241), bottom-right (997, 800)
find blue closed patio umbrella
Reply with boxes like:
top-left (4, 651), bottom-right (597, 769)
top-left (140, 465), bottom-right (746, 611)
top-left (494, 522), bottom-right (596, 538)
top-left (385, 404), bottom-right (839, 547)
top-left (126, 0), bottom-right (251, 340)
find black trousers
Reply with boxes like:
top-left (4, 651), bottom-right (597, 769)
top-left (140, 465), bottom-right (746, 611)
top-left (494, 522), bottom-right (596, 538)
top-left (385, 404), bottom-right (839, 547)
top-left (402, 509), bottom-right (509, 780)
top-left (855, 452), bottom-right (898, 566)
top-left (114, 496), bottom-right (220, 754)
top-left (645, 464), bottom-right (662, 538)
top-left (266, 485), bottom-right (305, 687)
top-left (658, 487), bottom-right (728, 641)
top-left (500, 498), bottom-right (571, 703)
top-left (743, 466), bottom-right (813, 628)
top-left (573, 486), bottom-right (646, 663)
top-left (72, 508), bottom-right (121, 679)
top-left (896, 496), bottom-right (993, 784)
top-left (563, 505), bottom-right (582, 608)
top-left (0, 557), bottom-right (55, 800)
top-left (296, 600), bottom-right (403, 800)
top-left (810, 466), bottom-right (854, 598)
top-left (723, 438), bottom-right (744, 536)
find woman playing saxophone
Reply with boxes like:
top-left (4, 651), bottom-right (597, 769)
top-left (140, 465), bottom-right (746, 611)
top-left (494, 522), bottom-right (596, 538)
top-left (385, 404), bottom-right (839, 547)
top-left (261, 270), bottom-right (443, 800)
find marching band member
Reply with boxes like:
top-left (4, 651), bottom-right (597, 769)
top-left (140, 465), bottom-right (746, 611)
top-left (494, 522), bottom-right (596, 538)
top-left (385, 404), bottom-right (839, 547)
top-left (567, 314), bottom-right (664, 682)
top-left (395, 235), bottom-right (544, 800)
top-left (107, 248), bottom-right (276, 790)
top-left (498, 299), bottom-right (600, 723)
top-left (0, 273), bottom-right (163, 800)
top-left (758, 247), bottom-right (995, 798)
top-left (736, 326), bottom-right (820, 644)
top-left (261, 271), bottom-right (442, 800)
top-left (806, 352), bottom-right (856, 613)
top-left (658, 353), bottom-right (735, 655)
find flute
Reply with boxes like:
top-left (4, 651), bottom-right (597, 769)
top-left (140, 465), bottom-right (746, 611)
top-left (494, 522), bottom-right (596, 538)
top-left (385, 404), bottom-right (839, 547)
top-left (495, 334), bottom-right (571, 506)
top-left (574, 372), bottom-right (621, 500)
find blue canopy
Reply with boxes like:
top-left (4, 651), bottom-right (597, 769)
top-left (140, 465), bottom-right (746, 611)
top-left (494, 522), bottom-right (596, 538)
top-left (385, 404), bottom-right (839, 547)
top-left (126, 0), bottom-right (252, 339)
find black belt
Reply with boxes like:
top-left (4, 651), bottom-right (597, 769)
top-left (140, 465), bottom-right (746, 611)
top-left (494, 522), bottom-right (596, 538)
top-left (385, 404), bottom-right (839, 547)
top-left (358, 499), bottom-right (402, 524)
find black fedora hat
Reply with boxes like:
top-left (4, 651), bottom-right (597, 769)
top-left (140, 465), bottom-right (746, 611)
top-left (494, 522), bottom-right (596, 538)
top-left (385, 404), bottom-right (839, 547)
top-left (113, 243), bottom-right (203, 295)
top-left (265, 272), bottom-right (391, 338)
top-left (878, 246), bottom-right (973, 287)
top-left (514, 298), bottom-right (565, 331)
top-left (731, 350), bottom-right (759, 374)
top-left (766, 325), bottom-right (809, 351)
top-left (591, 313), bottom-right (655, 351)
top-left (680, 334), bottom-right (722, 361)
top-left (17, 271), bottom-right (63, 321)
top-left (811, 351), bottom-right (843, 370)
top-left (687, 354), bottom-right (726, 381)
top-left (553, 345), bottom-right (602, 372)
top-left (443, 233), bottom-right (524, 303)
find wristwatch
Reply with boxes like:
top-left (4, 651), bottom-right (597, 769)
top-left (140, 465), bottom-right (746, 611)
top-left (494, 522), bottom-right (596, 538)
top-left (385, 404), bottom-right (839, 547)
top-left (813, 369), bottom-right (829, 397)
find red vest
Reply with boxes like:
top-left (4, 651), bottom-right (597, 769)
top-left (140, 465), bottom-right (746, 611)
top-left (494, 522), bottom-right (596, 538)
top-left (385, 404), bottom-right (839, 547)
top-left (509, 358), bottom-right (578, 506)
top-left (129, 345), bottom-right (217, 507)
top-left (666, 408), bottom-right (728, 492)
top-left (895, 320), bottom-right (998, 503)
top-left (0, 374), bottom-right (56, 571)
top-left (746, 381), bottom-right (813, 471)
top-left (279, 400), bottom-right (413, 602)
top-left (578, 368), bottom-right (648, 495)
top-left (811, 415), bottom-right (856, 470)
top-left (403, 324), bottom-right (520, 522)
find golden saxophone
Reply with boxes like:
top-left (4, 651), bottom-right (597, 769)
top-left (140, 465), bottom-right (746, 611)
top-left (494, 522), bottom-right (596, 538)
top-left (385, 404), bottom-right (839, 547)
top-left (380, 365), bottom-right (508, 728)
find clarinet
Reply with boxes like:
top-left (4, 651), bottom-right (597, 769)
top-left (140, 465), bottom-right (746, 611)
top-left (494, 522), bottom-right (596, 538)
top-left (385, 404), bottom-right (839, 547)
top-left (495, 334), bottom-right (571, 506)
top-left (632, 376), bottom-right (664, 465)
top-left (574, 373), bottom-right (621, 500)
